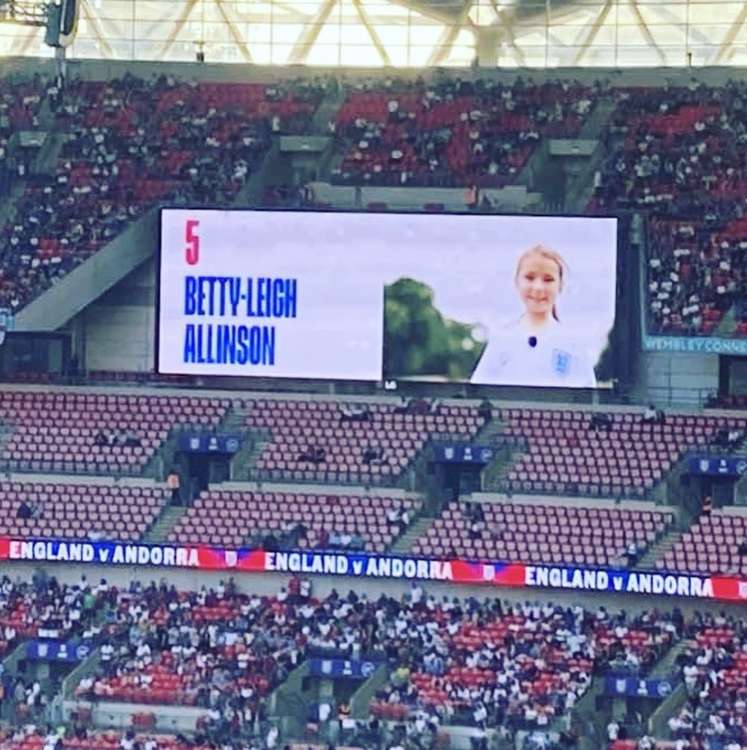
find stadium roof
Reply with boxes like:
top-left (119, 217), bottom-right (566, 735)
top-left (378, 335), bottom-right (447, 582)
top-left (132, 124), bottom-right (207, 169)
top-left (0, 0), bottom-right (745, 68)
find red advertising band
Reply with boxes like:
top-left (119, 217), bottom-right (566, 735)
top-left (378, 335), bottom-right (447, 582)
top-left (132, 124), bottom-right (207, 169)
top-left (1, 537), bottom-right (745, 603)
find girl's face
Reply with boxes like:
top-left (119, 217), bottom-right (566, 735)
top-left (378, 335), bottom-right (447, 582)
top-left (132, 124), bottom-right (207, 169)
top-left (515, 253), bottom-right (562, 317)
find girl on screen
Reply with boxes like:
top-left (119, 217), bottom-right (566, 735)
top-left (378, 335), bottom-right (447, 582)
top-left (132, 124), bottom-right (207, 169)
top-left (470, 245), bottom-right (597, 388)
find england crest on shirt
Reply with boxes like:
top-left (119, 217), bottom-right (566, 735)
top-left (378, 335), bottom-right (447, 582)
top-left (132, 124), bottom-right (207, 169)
top-left (552, 349), bottom-right (571, 376)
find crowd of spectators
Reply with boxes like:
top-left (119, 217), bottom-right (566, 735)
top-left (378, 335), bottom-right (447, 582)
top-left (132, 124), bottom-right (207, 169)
top-left (0, 571), bottom-right (743, 750)
top-left (664, 611), bottom-right (747, 750)
top-left (6, 70), bottom-right (747, 342)
top-left (0, 573), bottom-right (105, 654)
top-left (6, 69), bottom-right (747, 341)
top-left (0, 74), bottom-right (322, 312)
top-left (74, 577), bottom-right (294, 738)
top-left (0, 726), bottom-right (372, 750)
top-left (370, 591), bottom-right (681, 745)
top-left (332, 77), bottom-right (596, 188)
top-left (0, 75), bottom-right (47, 198)
top-left (590, 82), bottom-right (747, 337)
top-left (0, 572), bottom-right (111, 719)
top-left (0, 727), bottom-right (223, 750)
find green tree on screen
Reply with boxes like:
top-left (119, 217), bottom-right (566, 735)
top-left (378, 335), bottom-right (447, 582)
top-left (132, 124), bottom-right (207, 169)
top-left (383, 277), bottom-right (485, 380)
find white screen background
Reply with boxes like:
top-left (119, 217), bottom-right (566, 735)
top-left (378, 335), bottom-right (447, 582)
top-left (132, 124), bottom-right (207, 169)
top-left (158, 210), bottom-right (617, 382)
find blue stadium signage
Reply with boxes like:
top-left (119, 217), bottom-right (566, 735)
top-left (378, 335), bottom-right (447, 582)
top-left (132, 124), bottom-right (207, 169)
top-left (178, 432), bottom-right (243, 453)
top-left (26, 639), bottom-right (93, 662)
top-left (603, 676), bottom-right (679, 699)
top-left (308, 658), bottom-right (380, 679)
top-left (433, 443), bottom-right (495, 463)
top-left (688, 455), bottom-right (747, 477)
top-left (643, 335), bottom-right (747, 355)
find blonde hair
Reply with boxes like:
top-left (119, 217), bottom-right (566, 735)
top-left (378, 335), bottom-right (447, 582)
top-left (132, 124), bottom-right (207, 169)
top-left (514, 245), bottom-right (566, 321)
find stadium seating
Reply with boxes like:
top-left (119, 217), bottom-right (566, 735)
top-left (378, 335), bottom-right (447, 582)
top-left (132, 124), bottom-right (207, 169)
top-left (0, 573), bottom-right (711, 748)
top-left (246, 398), bottom-right (485, 484)
top-left (665, 612), bottom-right (747, 748)
top-left (706, 393), bottom-right (747, 410)
top-left (590, 85), bottom-right (747, 338)
top-left (0, 736), bottom-right (366, 750)
top-left (0, 75), bottom-right (50, 213)
top-left (592, 617), bottom-right (675, 674)
top-left (413, 499), bottom-right (673, 567)
top-left (86, 648), bottom-right (272, 707)
top-left (0, 391), bottom-right (230, 474)
top-left (0, 480), bottom-right (167, 541)
top-left (657, 511), bottom-right (747, 576)
top-left (2, 733), bottom-right (210, 750)
top-left (0, 77), bottom-right (320, 312)
top-left (371, 599), bottom-right (593, 730)
top-left (6, 64), bottom-right (747, 750)
top-left (0, 582), bottom-right (40, 659)
top-left (73, 582), bottom-right (378, 736)
top-left (169, 488), bottom-right (420, 550)
top-left (497, 407), bottom-right (745, 497)
top-left (332, 79), bottom-right (595, 188)
top-left (0, 76), bottom-right (46, 132)
top-left (370, 598), bottom-right (682, 738)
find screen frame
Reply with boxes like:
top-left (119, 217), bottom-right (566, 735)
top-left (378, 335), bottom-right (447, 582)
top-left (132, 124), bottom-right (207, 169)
top-left (155, 206), bottom-right (620, 389)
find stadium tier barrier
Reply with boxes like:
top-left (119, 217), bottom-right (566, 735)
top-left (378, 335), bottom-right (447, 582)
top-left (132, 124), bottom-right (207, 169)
top-left (1, 537), bottom-right (746, 603)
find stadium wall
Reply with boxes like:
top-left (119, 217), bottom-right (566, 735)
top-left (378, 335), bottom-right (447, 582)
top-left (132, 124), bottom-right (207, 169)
top-left (5, 562), bottom-right (745, 619)
top-left (80, 260), bottom-right (156, 373)
top-left (637, 351), bottom-right (719, 407)
top-left (15, 210), bottom-right (158, 333)
top-left (7, 55), bottom-right (747, 86)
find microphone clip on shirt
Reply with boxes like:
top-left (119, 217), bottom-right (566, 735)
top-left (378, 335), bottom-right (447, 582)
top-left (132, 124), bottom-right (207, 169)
top-left (528, 336), bottom-right (537, 348)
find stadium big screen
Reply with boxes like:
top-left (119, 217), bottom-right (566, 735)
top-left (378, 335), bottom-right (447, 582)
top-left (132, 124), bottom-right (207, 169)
top-left (158, 209), bottom-right (618, 387)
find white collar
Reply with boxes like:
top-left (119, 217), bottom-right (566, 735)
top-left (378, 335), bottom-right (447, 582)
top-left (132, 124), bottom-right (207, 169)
top-left (517, 315), bottom-right (560, 334)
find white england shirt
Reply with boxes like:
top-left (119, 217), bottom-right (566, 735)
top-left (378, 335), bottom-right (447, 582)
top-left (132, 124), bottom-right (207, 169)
top-left (470, 317), bottom-right (597, 388)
